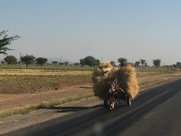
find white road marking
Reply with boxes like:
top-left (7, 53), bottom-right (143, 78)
top-left (144, 112), bottom-right (154, 119)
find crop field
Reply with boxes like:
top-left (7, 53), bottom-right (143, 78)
top-left (136, 67), bottom-right (181, 90)
top-left (0, 65), bottom-right (180, 94)
top-left (0, 65), bottom-right (92, 93)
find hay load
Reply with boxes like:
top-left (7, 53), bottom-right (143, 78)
top-left (92, 62), bottom-right (117, 99)
top-left (117, 64), bottom-right (139, 99)
top-left (92, 62), bottom-right (114, 83)
top-left (92, 62), bottom-right (139, 100)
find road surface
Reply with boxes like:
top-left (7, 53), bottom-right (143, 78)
top-left (3, 79), bottom-right (181, 136)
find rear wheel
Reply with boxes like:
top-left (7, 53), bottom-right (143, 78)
top-left (127, 98), bottom-right (132, 106)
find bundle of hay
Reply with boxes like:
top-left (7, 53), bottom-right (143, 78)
top-left (92, 62), bottom-right (118, 99)
top-left (92, 63), bottom-right (139, 100)
top-left (117, 64), bottom-right (139, 99)
top-left (92, 62), bottom-right (114, 83)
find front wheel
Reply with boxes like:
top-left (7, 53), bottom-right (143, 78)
top-left (109, 101), bottom-right (115, 110)
top-left (103, 99), bottom-right (108, 107)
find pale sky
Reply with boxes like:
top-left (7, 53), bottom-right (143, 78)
top-left (1, 0), bottom-right (181, 65)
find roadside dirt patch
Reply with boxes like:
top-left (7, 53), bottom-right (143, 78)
top-left (0, 85), bottom-right (93, 115)
top-left (0, 97), bottom-right (101, 135)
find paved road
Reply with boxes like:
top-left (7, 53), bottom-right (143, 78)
top-left (3, 79), bottom-right (181, 136)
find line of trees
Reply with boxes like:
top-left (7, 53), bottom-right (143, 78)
top-left (117, 57), bottom-right (162, 68)
top-left (0, 30), bottom-right (175, 69)
top-left (78, 57), bottom-right (161, 68)
top-left (3, 55), bottom-right (48, 68)
top-left (134, 59), bottom-right (147, 67)
top-left (1, 54), bottom-right (164, 69)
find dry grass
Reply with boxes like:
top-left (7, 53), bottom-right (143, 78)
top-left (0, 69), bottom-right (91, 76)
top-left (118, 64), bottom-right (139, 99)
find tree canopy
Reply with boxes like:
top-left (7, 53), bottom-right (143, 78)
top-left (176, 62), bottom-right (181, 68)
top-left (110, 61), bottom-right (116, 66)
top-left (80, 56), bottom-right (100, 67)
top-left (140, 59), bottom-right (146, 67)
top-left (153, 59), bottom-right (161, 68)
top-left (0, 30), bottom-right (20, 54)
top-left (21, 55), bottom-right (35, 69)
top-left (36, 57), bottom-right (48, 66)
top-left (4, 55), bottom-right (17, 64)
top-left (118, 57), bottom-right (127, 67)
top-left (135, 61), bottom-right (141, 67)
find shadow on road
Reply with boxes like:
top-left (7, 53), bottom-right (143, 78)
top-left (55, 105), bottom-right (103, 112)
top-left (53, 103), bottom-right (130, 113)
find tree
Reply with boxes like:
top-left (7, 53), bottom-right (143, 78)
top-left (176, 62), bottom-right (181, 68)
top-left (110, 61), bottom-right (116, 67)
top-left (36, 57), bottom-right (48, 66)
top-left (140, 59), bottom-right (146, 67)
top-left (118, 57), bottom-right (127, 67)
top-left (135, 61), bottom-right (141, 67)
top-left (52, 61), bottom-right (58, 65)
top-left (64, 61), bottom-right (69, 65)
top-left (1, 61), bottom-right (5, 64)
top-left (0, 30), bottom-right (20, 54)
top-left (20, 55), bottom-right (35, 69)
top-left (80, 59), bottom-right (85, 66)
top-left (74, 62), bottom-right (80, 66)
top-left (153, 59), bottom-right (161, 68)
top-left (80, 56), bottom-right (100, 67)
top-left (145, 63), bottom-right (148, 67)
top-left (4, 55), bottom-right (17, 64)
top-left (59, 62), bottom-right (64, 65)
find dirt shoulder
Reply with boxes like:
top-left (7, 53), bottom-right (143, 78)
top-left (0, 84), bottom-right (93, 116)
top-left (0, 97), bottom-right (101, 135)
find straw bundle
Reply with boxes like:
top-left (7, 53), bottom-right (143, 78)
top-left (117, 64), bottom-right (139, 99)
top-left (92, 62), bottom-right (114, 83)
top-left (92, 63), bottom-right (139, 100)
top-left (92, 62), bottom-right (118, 99)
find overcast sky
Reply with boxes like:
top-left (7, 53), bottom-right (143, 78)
top-left (1, 0), bottom-right (181, 65)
